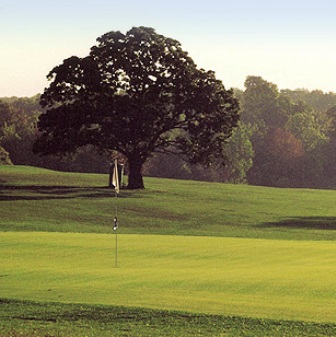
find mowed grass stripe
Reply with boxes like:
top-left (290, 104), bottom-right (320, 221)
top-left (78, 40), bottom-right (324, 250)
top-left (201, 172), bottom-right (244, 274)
top-left (2, 232), bottom-right (336, 323)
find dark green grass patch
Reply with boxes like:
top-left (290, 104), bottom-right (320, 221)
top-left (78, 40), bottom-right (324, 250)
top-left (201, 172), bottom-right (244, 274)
top-left (1, 299), bottom-right (335, 337)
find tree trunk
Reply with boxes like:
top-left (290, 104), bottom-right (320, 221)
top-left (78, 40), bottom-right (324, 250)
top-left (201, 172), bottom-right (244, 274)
top-left (127, 158), bottom-right (145, 189)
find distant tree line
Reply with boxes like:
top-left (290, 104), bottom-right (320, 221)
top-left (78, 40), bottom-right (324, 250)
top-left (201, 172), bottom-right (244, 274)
top-left (145, 76), bottom-right (336, 188)
top-left (1, 75), bottom-right (336, 188)
top-left (0, 95), bottom-right (109, 173)
top-left (239, 76), bottom-right (336, 188)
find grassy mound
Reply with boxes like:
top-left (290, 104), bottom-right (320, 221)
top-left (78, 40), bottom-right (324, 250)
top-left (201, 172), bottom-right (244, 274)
top-left (1, 165), bottom-right (335, 240)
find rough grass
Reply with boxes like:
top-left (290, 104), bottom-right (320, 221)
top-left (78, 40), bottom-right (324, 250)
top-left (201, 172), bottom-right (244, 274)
top-left (2, 299), bottom-right (335, 337)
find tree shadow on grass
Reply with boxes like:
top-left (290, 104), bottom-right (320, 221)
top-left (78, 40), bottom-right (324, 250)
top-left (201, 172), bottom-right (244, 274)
top-left (260, 217), bottom-right (336, 230)
top-left (0, 184), bottom-right (123, 201)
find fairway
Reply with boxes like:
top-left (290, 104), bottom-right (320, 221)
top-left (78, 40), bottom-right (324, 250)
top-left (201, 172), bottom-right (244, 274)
top-left (2, 231), bottom-right (336, 323)
top-left (1, 165), bottom-right (336, 335)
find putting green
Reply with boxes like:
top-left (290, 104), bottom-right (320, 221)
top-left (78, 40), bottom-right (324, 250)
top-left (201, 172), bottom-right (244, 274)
top-left (1, 232), bottom-right (336, 322)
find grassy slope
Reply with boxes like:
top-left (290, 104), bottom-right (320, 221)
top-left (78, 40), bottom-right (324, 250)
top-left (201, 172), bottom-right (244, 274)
top-left (1, 165), bottom-right (335, 240)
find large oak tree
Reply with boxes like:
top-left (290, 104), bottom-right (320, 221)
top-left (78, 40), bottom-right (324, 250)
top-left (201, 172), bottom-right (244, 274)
top-left (34, 27), bottom-right (239, 189)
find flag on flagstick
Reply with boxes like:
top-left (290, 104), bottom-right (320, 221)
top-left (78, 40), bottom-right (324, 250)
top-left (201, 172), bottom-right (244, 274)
top-left (112, 159), bottom-right (120, 194)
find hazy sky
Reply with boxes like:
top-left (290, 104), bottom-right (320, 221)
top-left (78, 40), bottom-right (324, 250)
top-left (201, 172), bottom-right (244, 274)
top-left (0, 0), bottom-right (335, 97)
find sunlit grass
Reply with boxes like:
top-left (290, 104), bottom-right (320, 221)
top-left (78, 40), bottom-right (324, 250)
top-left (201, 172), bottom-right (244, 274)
top-left (1, 165), bottom-right (336, 335)
top-left (2, 232), bottom-right (336, 323)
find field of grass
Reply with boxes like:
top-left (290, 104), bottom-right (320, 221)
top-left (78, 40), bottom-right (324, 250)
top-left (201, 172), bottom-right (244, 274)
top-left (2, 231), bottom-right (336, 323)
top-left (1, 165), bottom-right (336, 336)
top-left (1, 165), bottom-right (335, 240)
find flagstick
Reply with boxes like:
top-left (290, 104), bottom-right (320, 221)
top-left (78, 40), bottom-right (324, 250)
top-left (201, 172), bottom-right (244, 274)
top-left (115, 191), bottom-right (118, 268)
top-left (114, 192), bottom-right (118, 268)
top-left (115, 230), bottom-right (118, 268)
top-left (112, 159), bottom-right (120, 268)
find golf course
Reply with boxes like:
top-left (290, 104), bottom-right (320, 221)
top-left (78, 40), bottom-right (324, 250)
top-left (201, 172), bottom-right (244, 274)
top-left (1, 165), bottom-right (336, 336)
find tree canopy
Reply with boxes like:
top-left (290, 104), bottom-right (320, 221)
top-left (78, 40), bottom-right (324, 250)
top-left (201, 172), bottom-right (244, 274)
top-left (34, 27), bottom-right (239, 188)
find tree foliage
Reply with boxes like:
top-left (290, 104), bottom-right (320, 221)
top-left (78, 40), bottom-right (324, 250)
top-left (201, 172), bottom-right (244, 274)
top-left (223, 121), bottom-right (254, 184)
top-left (248, 128), bottom-right (304, 187)
top-left (0, 96), bottom-right (42, 165)
top-left (326, 106), bottom-right (336, 139)
top-left (285, 107), bottom-right (328, 152)
top-left (241, 76), bottom-right (290, 132)
top-left (281, 89), bottom-right (336, 113)
top-left (34, 27), bottom-right (239, 188)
